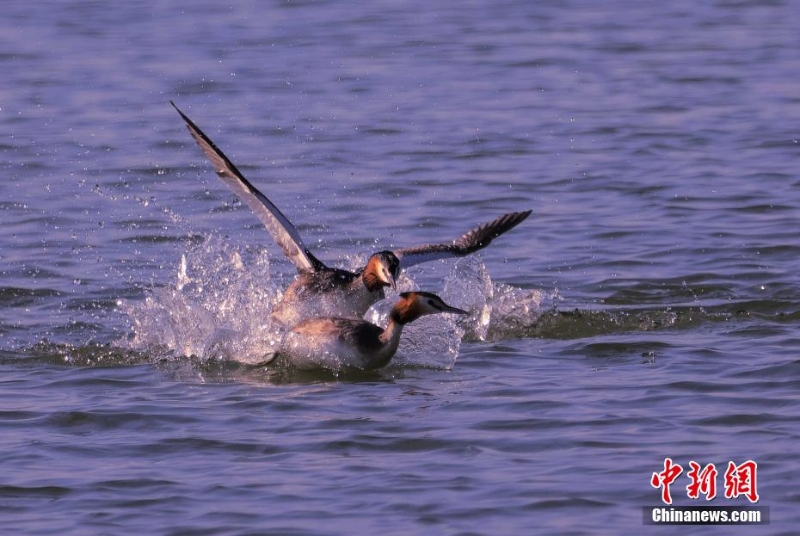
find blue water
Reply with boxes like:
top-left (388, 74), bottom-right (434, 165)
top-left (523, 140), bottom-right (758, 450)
top-left (2, 1), bottom-right (799, 534)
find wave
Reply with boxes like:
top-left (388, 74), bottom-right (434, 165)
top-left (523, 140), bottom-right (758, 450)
top-left (7, 235), bottom-right (796, 379)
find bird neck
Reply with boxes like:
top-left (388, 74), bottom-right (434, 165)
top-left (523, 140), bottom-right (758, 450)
top-left (360, 267), bottom-right (385, 292)
top-left (389, 299), bottom-right (425, 326)
top-left (379, 316), bottom-right (405, 349)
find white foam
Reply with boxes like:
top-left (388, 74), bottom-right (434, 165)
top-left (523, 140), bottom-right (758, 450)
top-left (118, 236), bottom-right (283, 364)
top-left (119, 238), bottom-right (546, 369)
top-left (442, 256), bottom-right (552, 342)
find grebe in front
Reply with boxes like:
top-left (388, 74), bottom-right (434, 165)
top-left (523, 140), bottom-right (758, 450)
top-left (278, 291), bottom-right (468, 371)
top-left (171, 102), bottom-right (530, 325)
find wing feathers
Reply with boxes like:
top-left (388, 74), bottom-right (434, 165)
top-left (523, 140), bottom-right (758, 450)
top-left (171, 102), bottom-right (323, 273)
top-left (172, 103), bottom-right (530, 275)
top-left (394, 210), bottom-right (531, 268)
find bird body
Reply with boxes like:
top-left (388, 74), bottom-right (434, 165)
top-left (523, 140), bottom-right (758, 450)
top-left (171, 102), bottom-right (530, 325)
top-left (279, 291), bottom-right (468, 371)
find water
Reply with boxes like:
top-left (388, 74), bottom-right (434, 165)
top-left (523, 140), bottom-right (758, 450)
top-left (2, 1), bottom-right (799, 533)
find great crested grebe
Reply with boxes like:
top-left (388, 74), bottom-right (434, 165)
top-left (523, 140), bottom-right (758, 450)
top-left (278, 291), bottom-right (468, 371)
top-left (171, 102), bottom-right (530, 325)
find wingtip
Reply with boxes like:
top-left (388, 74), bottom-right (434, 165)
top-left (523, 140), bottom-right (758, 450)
top-left (511, 209), bottom-right (533, 224)
top-left (499, 210), bottom-right (532, 231)
top-left (453, 209), bottom-right (532, 251)
top-left (495, 209), bottom-right (532, 232)
top-left (170, 100), bottom-right (189, 122)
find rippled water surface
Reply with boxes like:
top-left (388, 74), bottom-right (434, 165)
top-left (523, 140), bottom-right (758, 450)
top-left (2, 1), bottom-right (799, 534)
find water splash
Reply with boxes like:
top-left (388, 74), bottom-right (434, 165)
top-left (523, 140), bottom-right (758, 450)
top-left (118, 235), bottom-right (283, 365)
top-left (16, 239), bottom-right (759, 376)
top-left (364, 297), bottom-right (465, 370)
top-left (117, 239), bottom-right (555, 370)
top-left (441, 256), bottom-right (552, 342)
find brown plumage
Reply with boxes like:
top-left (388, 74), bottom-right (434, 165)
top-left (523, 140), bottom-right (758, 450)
top-left (278, 292), bottom-right (468, 371)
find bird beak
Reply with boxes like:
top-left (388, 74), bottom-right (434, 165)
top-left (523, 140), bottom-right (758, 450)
top-left (442, 303), bottom-right (469, 316)
top-left (380, 265), bottom-right (397, 291)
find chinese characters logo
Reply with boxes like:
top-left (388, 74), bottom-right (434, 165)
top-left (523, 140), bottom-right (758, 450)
top-left (651, 458), bottom-right (759, 505)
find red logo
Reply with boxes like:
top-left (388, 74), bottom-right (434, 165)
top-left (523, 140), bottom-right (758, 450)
top-left (724, 460), bottom-right (759, 503)
top-left (652, 459), bottom-right (759, 504)
top-left (686, 461), bottom-right (718, 501)
top-left (651, 457), bottom-right (683, 505)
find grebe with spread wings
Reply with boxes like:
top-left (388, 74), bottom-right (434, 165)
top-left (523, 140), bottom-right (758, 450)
top-left (171, 102), bottom-right (530, 325)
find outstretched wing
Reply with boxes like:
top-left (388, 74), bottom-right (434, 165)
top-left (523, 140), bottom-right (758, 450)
top-left (171, 102), bottom-right (324, 273)
top-left (393, 210), bottom-right (532, 268)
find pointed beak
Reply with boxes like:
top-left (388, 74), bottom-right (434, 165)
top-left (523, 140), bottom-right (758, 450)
top-left (442, 303), bottom-right (469, 316)
top-left (388, 263), bottom-right (400, 292)
top-left (387, 273), bottom-right (397, 291)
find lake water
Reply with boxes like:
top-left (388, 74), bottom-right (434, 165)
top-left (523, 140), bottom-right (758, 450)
top-left (2, 1), bottom-right (799, 534)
